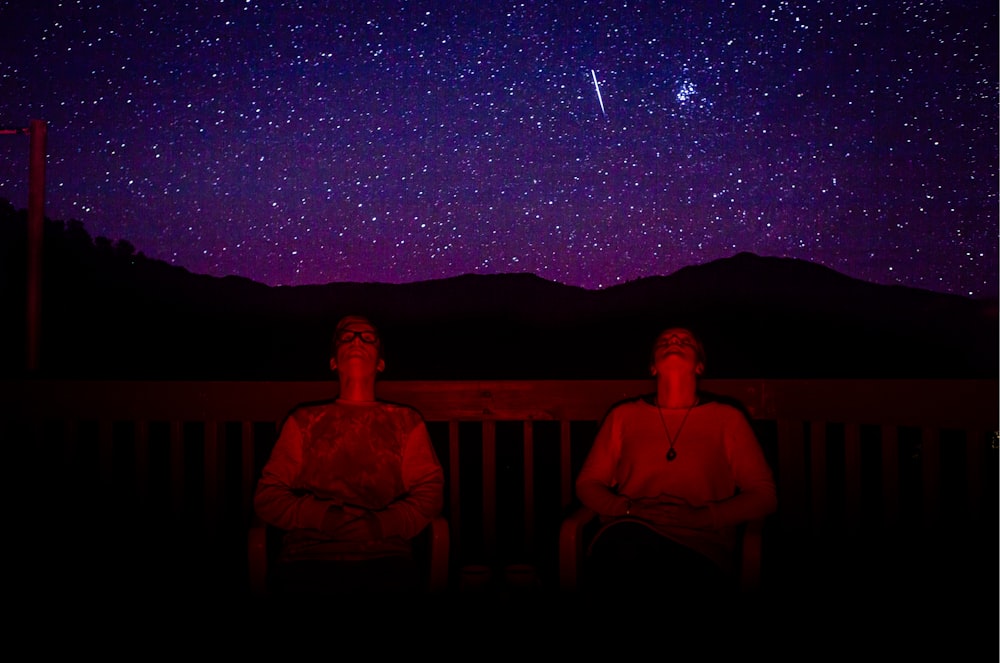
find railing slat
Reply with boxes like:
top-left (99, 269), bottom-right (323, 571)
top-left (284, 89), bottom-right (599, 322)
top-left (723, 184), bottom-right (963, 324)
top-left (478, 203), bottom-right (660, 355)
top-left (170, 420), bottom-right (184, 519)
top-left (880, 425), bottom-right (900, 527)
top-left (778, 419), bottom-right (807, 534)
top-left (560, 419), bottom-right (572, 510)
top-left (921, 427), bottom-right (941, 527)
top-left (844, 423), bottom-right (862, 537)
top-left (241, 421), bottom-right (255, 523)
top-left (523, 420), bottom-right (535, 554)
top-left (448, 420), bottom-right (461, 561)
top-left (99, 419), bottom-right (113, 485)
top-left (809, 421), bottom-right (827, 537)
top-left (965, 429), bottom-right (984, 522)
top-left (204, 420), bottom-right (220, 531)
top-left (482, 420), bottom-right (497, 561)
top-left (135, 420), bottom-right (150, 506)
top-left (63, 418), bottom-right (77, 470)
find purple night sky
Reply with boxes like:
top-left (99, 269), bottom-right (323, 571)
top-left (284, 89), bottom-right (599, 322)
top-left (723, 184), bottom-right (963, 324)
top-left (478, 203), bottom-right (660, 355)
top-left (1, 2), bottom-right (996, 297)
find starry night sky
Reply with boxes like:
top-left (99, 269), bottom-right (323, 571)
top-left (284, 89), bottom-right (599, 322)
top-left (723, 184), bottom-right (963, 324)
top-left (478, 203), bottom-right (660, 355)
top-left (1, 1), bottom-right (997, 297)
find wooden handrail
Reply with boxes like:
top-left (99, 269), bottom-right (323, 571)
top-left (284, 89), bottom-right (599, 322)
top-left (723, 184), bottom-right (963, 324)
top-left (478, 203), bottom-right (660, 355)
top-left (5, 378), bottom-right (996, 427)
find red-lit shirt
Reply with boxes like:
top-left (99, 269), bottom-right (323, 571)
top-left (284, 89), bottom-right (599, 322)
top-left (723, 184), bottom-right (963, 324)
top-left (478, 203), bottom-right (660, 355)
top-left (254, 399), bottom-right (444, 562)
top-left (575, 397), bottom-right (777, 572)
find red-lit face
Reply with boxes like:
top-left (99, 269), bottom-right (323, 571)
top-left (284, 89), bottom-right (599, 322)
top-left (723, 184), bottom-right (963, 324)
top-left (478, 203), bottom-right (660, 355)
top-left (651, 327), bottom-right (704, 376)
top-left (330, 320), bottom-right (384, 376)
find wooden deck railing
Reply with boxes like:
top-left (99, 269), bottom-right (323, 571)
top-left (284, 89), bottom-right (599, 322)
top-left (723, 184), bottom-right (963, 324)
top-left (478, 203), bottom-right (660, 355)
top-left (4, 378), bottom-right (997, 589)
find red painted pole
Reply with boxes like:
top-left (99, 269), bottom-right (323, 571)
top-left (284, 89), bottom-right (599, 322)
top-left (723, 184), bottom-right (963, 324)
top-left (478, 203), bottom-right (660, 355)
top-left (26, 119), bottom-right (46, 373)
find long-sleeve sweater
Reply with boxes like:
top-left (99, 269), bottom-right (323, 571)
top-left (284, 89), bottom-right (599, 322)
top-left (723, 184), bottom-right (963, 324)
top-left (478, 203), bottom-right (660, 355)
top-left (576, 397), bottom-right (777, 572)
top-left (254, 399), bottom-right (444, 562)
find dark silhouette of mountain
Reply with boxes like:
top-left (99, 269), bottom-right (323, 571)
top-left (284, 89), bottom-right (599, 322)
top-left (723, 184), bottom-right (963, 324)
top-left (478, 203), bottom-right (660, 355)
top-left (1, 202), bottom-right (996, 379)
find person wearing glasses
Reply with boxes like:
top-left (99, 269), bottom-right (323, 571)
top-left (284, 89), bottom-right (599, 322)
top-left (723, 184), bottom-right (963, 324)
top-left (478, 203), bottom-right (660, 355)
top-left (574, 326), bottom-right (777, 596)
top-left (253, 315), bottom-right (444, 595)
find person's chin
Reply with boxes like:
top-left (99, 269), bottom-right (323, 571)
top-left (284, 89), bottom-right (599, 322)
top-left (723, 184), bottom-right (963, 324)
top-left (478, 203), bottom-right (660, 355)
top-left (339, 359), bottom-right (377, 372)
top-left (341, 352), bottom-right (372, 361)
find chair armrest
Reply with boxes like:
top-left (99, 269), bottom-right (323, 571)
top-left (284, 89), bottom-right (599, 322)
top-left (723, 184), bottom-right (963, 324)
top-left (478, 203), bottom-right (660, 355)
top-left (426, 515), bottom-right (450, 593)
top-left (739, 517), bottom-right (764, 592)
top-left (249, 514), bottom-right (451, 595)
top-left (559, 506), bottom-right (597, 591)
top-left (557, 508), bottom-right (764, 592)
top-left (248, 514), bottom-right (269, 596)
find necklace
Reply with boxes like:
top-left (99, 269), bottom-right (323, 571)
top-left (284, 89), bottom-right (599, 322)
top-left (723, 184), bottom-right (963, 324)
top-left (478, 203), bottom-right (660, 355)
top-left (655, 398), bottom-right (698, 462)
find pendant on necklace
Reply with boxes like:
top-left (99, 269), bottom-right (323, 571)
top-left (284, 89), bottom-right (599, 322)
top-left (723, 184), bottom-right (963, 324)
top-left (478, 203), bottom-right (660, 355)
top-left (656, 397), bottom-right (697, 465)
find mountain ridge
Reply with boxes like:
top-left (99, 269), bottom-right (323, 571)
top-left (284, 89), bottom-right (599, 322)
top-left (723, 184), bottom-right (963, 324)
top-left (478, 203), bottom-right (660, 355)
top-left (1, 207), bottom-right (995, 380)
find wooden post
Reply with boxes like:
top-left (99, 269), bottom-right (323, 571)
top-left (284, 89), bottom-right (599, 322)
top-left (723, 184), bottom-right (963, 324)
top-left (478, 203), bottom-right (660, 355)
top-left (26, 119), bottom-right (47, 372)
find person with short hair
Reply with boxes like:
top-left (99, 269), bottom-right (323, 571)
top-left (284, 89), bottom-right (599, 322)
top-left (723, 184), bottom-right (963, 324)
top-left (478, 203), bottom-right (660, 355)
top-left (575, 326), bottom-right (777, 595)
top-left (254, 315), bottom-right (444, 595)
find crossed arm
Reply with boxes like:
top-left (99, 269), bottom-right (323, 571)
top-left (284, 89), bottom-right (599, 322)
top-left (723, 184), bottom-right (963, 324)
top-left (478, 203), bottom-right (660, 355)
top-left (254, 415), bottom-right (444, 542)
top-left (575, 405), bottom-right (777, 531)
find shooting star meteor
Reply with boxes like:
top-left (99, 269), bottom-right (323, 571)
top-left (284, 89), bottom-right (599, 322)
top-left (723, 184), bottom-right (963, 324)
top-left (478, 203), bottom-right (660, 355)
top-left (591, 69), bottom-right (607, 118)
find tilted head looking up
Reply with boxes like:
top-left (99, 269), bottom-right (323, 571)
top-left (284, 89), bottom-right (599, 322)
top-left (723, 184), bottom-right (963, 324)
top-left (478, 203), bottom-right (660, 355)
top-left (329, 315), bottom-right (384, 375)
top-left (650, 327), bottom-right (706, 377)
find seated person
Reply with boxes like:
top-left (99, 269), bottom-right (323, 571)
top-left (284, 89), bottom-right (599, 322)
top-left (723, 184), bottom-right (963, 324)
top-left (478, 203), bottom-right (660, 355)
top-left (575, 326), bottom-right (777, 596)
top-left (253, 315), bottom-right (444, 595)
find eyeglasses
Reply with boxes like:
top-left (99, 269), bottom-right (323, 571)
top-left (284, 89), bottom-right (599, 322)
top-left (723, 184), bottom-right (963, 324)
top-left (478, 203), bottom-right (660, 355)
top-left (336, 330), bottom-right (379, 345)
top-left (656, 334), bottom-right (697, 346)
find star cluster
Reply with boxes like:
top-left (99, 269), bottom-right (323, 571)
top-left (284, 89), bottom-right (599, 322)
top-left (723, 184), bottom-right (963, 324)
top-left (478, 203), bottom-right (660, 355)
top-left (1, 1), bottom-right (996, 296)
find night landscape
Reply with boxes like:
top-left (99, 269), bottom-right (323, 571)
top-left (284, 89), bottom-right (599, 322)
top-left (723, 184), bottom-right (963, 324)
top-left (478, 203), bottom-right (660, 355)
top-left (1, 0), bottom-right (996, 651)
top-left (3, 203), bottom-right (996, 645)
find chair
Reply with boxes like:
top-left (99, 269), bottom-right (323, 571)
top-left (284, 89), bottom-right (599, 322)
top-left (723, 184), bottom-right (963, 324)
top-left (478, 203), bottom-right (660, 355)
top-left (558, 507), bottom-right (764, 592)
top-left (248, 514), bottom-right (450, 596)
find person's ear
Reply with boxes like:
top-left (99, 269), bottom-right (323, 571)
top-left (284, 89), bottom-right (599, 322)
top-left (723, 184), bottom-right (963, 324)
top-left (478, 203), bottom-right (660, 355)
top-left (650, 365), bottom-right (657, 376)
top-left (329, 358), bottom-right (337, 373)
top-left (695, 362), bottom-right (704, 376)
top-left (377, 358), bottom-right (385, 373)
